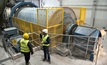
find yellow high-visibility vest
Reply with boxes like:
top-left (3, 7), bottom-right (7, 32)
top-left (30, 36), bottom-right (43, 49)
top-left (42, 34), bottom-right (50, 46)
top-left (20, 39), bottom-right (30, 52)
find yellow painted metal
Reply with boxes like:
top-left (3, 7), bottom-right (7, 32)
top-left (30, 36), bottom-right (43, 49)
top-left (46, 9), bottom-right (48, 29)
top-left (30, 23), bottom-right (34, 40)
top-left (12, 17), bottom-right (31, 33)
top-left (48, 24), bottom-right (61, 28)
top-left (70, 7), bottom-right (86, 25)
top-left (12, 8), bottom-right (64, 48)
top-left (12, 39), bottom-right (17, 45)
top-left (36, 8), bottom-right (64, 47)
top-left (76, 20), bottom-right (81, 25)
top-left (79, 8), bottom-right (86, 25)
top-left (12, 7), bottom-right (87, 47)
top-left (62, 8), bottom-right (64, 34)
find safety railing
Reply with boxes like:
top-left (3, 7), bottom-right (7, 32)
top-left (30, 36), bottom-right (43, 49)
top-left (46, 33), bottom-right (99, 61)
top-left (21, 32), bottom-right (99, 61)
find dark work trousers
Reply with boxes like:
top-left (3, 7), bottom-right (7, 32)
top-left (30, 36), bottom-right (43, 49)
top-left (43, 46), bottom-right (50, 61)
top-left (22, 52), bottom-right (30, 63)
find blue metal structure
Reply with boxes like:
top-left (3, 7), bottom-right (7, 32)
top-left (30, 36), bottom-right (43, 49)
top-left (9, 2), bottom-right (38, 26)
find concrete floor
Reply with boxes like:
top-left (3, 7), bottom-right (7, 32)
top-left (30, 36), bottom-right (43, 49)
top-left (0, 34), bottom-right (107, 65)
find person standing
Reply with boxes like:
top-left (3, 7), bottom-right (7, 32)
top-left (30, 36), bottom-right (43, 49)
top-left (40, 29), bottom-right (51, 64)
top-left (19, 33), bottom-right (34, 65)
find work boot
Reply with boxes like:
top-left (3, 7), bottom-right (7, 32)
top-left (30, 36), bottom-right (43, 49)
top-left (42, 59), bottom-right (46, 61)
top-left (26, 62), bottom-right (30, 65)
top-left (47, 60), bottom-right (51, 64)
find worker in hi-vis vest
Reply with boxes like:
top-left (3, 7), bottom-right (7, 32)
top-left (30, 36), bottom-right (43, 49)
top-left (40, 29), bottom-right (51, 64)
top-left (18, 33), bottom-right (34, 65)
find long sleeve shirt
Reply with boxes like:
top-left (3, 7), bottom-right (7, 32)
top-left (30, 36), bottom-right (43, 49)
top-left (18, 40), bottom-right (33, 53)
top-left (27, 42), bottom-right (33, 53)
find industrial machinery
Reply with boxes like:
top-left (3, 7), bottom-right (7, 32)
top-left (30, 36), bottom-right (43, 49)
top-left (1, 2), bottom-right (41, 59)
top-left (0, 0), bottom-right (8, 16)
top-left (0, 0), bottom-right (8, 31)
top-left (2, 2), bottom-right (79, 47)
top-left (54, 24), bottom-right (102, 61)
top-left (0, 0), bottom-right (25, 32)
top-left (67, 24), bottom-right (101, 60)
top-left (2, 27), bottom-right (40, 59)
top-left (1, 1), bottom-right (102, 61)
top-left (2, 27), bottom-right (22, 58)
top-left (0, 0), bottom-right (24, 15)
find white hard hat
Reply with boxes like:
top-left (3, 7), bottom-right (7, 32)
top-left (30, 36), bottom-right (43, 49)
top-left (42, 29), bottom-right (48, 33)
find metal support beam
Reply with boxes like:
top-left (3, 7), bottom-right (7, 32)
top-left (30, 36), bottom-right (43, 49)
top-left (91, 0), bottom-right (98, 26)
top-left (9, 2), bottom-right (38, 26)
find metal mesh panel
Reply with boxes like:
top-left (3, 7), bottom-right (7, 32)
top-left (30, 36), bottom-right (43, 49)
top-left (32, 23), bottom-right (39, 33)
top-left (37, 8), bottom-right (64, 47)
top-left (24, 21), bottom-right (31, 33)
top-left (12, 8), bottom-right (64, 48)
top-left (48, 9), bottom-right (56, 20)
top-left (18, 20), bottom-right (25, 32)
top-left (56, 25), bottom-right (63, 34)
top-left (48, 27), bottom-right (55, 34)
top-left (37, 9), bottom-right (46, 26)
top-left (48, 9), bottom-right (63, 26)
top-left (12, 17), bottom-right (31, 33)
top-left (13, 17), bottom-right (20, 29)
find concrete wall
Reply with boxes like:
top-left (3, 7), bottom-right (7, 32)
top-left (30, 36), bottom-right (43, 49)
top-left (24, 0), bottom-right (40, 7)
top-left (95, 0), bottom-right (107, 28)
top-left (61, 0), bottom-right (107, 28)
top-left (40, 0), bottom-right (60, 7)
top-left (24, 0), bottom-right (60, 7)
